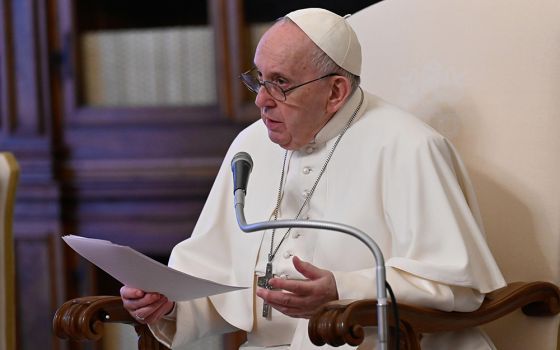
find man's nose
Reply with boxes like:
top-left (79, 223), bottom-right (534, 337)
top-left (255, 85), bottom-right (275, 108)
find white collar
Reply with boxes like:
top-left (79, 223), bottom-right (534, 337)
top-left (308, 87), bottom-right (365, 147)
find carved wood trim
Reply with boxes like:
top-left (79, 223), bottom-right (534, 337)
top-left (64, 157), bottom-right (223, 182)
top-left (66, 106), bottom-right (225, 126)
top-left (53, 295), bottom-right (167, 350)
top-left (308, 281), bottom-right (560, 349)
top-left (53, 296), bottom-right (132, 341)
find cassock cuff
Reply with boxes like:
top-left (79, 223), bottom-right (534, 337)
top-left (333, 266), bottom-right (483, 312)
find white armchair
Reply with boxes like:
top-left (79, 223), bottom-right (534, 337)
top-left (347, 0), bottom-right (560, 348)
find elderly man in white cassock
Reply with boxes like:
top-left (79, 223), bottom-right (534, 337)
top-left (120, 8), bottom-right (506, 349)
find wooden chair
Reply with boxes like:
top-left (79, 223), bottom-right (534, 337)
top-left (53, 281), bottom-right (560, 349)
top-left (308, 281), bottom-right (560, 349)
top-left (0, 152), bottom-right (20, 350)
top-left (53, 296), bottom-right (164, 350)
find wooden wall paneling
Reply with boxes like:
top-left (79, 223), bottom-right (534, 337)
top-left (64, 105), bottom-right (223, 125)
top-left (56, 0), bottom-right (234, 126)
top-left (11, 159), bottom-right (64, 350)
top-left (2, 0), bottom-right (56, 154)
top-left (14, 189), bottom-right (64, 350)
top-left (36, 0), bottom-right (53, 136)
top-left (64, 123), bottom-right (243, 158)
top-left (209, 0), bottom-right (234, 119)
top-left (11, 0), bottom-right (47, 134)
top-left (60, 119), bottom-right (245, 256)
top-left (55, 0), bottom-right (78, 125)
top-left (52, 4), bottom-right (249, 350)
top-left (226, 0), bottom-right (261, 122)
top-left (0, 0), bottom-right (65, 349)
top-left (60, 156), bottom-right (225, 255)
top-left (0, 0), bottom-right (15, 134)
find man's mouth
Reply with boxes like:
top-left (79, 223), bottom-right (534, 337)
top-left (263, 116), bottom-right (283, 130)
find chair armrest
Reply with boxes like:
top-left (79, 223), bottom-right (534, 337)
top-left (308, 281), bottom-right (560, 349)
top-left (53, 296), bottom-right (166, 350)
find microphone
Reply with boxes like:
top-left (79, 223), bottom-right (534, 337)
top-left (231, 152), bottom-right (253, 194)
top-left (231, 154), bottom-right (389, 350)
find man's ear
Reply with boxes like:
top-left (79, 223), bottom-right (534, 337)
top-left (326, 76), bottom-right (352, 114)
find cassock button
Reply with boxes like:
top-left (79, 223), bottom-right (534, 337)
top-left (305, 147), bottom-right (314, 154)
top-left (302, 167), bottom-right (311, 175)
top-left (292, 231), bottom-right (301, 239)
top-left (283, 251), bottom-right (293, 259)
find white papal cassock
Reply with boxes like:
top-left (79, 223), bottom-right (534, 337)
top-left (149, 88), bottom-right (506, 349)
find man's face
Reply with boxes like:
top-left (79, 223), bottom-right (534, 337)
top-left (253, 21), bottom-right (334, 150)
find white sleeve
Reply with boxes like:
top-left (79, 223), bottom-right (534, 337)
top-left (149, 297), bottom-right (237, 348)
top-left (382, 135), bottom-right (504, 293)
top-left (333, 266), bottom-right (484, 312)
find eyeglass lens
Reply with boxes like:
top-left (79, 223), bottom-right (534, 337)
top-left (242, 73), bottom-right (285, 101)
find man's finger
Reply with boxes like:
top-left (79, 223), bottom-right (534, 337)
top-left (257, 288), bottom-right (307, 309)
top-left (124, 292), bottom-right (162, 311)
top-left (134, 297), bottom-right (167, 321)
top-left (292, 256), bottom-right (326, 280)
top-left (266, 301), bottom-right (307, 318)
top-left (269, 277), bottom-right (312, 296)
top-left (120, 286), bottom-right (145, 299)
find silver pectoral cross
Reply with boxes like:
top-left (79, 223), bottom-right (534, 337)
top-left (257, 261), bottom-right (275, 318)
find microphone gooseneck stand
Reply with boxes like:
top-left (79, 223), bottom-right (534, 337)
top-left (231, 152), bottom-right (389, 349)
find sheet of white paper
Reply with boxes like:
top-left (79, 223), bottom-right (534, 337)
top-left (62, 235), bottom-right (247, 301)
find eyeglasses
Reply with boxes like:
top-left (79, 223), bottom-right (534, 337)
top-left (239, 67), bottom-right (338, 102)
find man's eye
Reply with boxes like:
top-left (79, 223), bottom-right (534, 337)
top-left (274, 78), bottom-right (288, 86)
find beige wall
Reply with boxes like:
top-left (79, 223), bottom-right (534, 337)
top-left (350, 0), bottom-right (560, 348)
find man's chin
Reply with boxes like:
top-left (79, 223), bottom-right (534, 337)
top-left (267, 134), bottom-right (294, 150)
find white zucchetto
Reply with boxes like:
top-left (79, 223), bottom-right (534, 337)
top-left (286, 8), bottom-right (362, 76)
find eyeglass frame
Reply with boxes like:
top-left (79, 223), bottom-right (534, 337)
top-left (239, 67), bottom-right (339, 102)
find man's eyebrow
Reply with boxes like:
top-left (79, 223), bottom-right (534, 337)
top-left (257, 68), bottom-right (293, 81)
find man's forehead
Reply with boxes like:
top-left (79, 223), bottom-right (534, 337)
top-left (254, 21), bottom-right (315, 76)
top-left (257, 20), bottom-right (312, 56)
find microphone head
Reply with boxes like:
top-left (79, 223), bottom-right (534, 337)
top-left (231, 152), bottom-right (253, 170)
top-left (231, 152), bottom-right (253, 194)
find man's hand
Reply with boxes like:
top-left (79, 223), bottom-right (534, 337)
top-left (120, 286), bottom-right (175, 324)
top-left (255, 256), bottom-right (338, 318)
